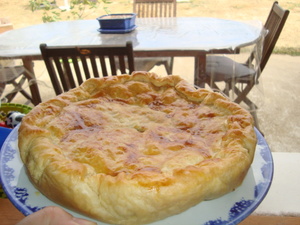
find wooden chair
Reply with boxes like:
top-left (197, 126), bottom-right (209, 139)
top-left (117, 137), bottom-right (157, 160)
top-left (133, 0), bottom-right (176, 18)
top-left (133, 0), bottom-right (176, 74)
top-left (40, 41), bottom-right (135, 96)
top-left (0, 19), bottom-right (35, 105)
top-left (0, 65), bottom-right (33, 104)
top-left (203, 1), bottom-right (289, 127)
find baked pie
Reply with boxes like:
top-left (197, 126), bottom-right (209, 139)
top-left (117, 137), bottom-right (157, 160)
top-left (19, 72), bottom-right (256, 225)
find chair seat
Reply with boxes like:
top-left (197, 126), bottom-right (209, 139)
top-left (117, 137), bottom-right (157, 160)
top-left (0, 66), bottom-right (25, 83)
top-left (206, 56), bottom-right (256, 81)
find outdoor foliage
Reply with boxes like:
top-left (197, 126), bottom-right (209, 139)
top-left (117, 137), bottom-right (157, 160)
top-left (29, 0), bottom-right (111, 23)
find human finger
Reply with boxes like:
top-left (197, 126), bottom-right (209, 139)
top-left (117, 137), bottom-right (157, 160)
top-left (16, 206), bottom-right (97, 225)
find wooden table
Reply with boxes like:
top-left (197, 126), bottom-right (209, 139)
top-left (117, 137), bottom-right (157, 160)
top-left (1, 198), bottom-right (299, 225)
top-left (0, 17), bottom-right (263, 105)
top-left (0, 198), bottom-right (25, 225)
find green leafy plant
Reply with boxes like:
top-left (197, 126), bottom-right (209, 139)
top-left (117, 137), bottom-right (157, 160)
top-left (29, 0), bottom-right (111, 23)
top-left (273, 47), bottom-right (300, 56)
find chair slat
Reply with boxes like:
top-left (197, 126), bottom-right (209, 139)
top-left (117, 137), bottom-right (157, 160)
top-left (47, 59), bottom-right (62, 95)
top-left (109, 55), bottom-right (117, 75)
top-left (99, 55), bottom-right (108, 77)
top-left (62, 56), bottom-right (76, 90)
top-left (118, 56), bottom-right (126, 74)
top-left (53, 57), bottom-right (69, 92)
top-left (79, 55), bottom-right (90, 80)
top-left (89, 55), bottom-right (99, 78)
top-left (71, 56), bottom-right (84, 85)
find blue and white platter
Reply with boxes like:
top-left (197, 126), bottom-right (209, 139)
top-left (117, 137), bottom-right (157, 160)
top-left (0, 125), bottom-right (273, 225)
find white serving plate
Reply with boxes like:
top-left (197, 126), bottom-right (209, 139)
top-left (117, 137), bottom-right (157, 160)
top-left (0, 126), bottom-right (273, 225)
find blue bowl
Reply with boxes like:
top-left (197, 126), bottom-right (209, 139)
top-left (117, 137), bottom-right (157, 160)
top-left (97, 13), bottom-right (136, 30)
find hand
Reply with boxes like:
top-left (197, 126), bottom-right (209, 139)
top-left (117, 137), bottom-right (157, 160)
top-left (16, 206), bottom-right (97, 225)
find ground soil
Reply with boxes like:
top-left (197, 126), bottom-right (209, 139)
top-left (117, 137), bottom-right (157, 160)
top-left (1, 0), bottom-right (299, 50)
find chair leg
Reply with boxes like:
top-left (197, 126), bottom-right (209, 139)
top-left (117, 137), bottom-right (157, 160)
top-left (209, 81), bottom-right (223, 92)
top-left (205, 79), bottom-right (232, 99)
top-left (163, 58), bottom-right (173, 75)
top-left (5, 87), bottom-right (19, 102)
top-left (223, 81), bottom-right (232, 96)
top-left (4, 76), bottom-right (27, 102)
top-left (249, 107), bottom-right (264, 135)
top-left (233, 82), bottom-right (254, 105)
top-left (232, 84), bottom-right (257, 110)
top-left (20, 89), bottom-right (33, 102)
top-left (250, 110), bottom-right (258, 128)
top-left (233, 85), bottom-right (262, 133)
top-left (0, 83), bottom-right (5, 99)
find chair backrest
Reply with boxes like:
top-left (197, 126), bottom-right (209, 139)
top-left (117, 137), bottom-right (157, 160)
top-left (260, 1), bottom-right (289, 72)
top-left (40, 41), bottom-right (135, 95)
top-left (133, 0), bottom-right (177, 18)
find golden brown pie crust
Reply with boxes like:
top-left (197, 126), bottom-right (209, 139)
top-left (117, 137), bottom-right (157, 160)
top-left (18, 72), bottom-right (256, 225)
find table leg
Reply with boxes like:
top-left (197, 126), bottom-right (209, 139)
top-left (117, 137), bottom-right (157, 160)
top-left (22, 57), bottom-right (42, 105)
top-left (194, 54), bottom-right (207, 88)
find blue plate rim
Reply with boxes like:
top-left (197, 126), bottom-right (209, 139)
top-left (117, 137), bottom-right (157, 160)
top-left (0, 124), bottom-right (35, 216)
top-left (229, 128), bottom-right (274, 224)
